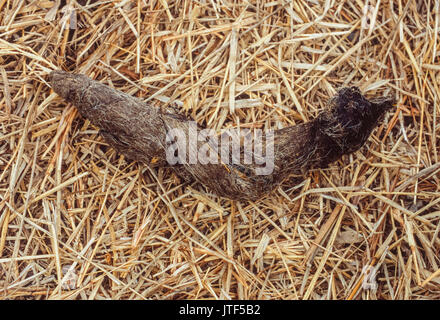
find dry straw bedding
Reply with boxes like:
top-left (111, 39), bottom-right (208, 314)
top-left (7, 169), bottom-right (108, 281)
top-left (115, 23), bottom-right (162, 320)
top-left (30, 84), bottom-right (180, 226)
top-left (0, 0), bottom-right (439, 299)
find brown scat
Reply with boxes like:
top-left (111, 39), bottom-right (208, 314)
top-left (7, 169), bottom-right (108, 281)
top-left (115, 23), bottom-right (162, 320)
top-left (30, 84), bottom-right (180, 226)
top-left (50, 70), bottom-right (169, 166)
top-left (49, 71), bottom-right (394, 200)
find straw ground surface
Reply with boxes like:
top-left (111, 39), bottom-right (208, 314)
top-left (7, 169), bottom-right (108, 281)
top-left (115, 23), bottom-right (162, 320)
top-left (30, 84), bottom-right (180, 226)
top-left (1, 0), bottom-right (439, 300)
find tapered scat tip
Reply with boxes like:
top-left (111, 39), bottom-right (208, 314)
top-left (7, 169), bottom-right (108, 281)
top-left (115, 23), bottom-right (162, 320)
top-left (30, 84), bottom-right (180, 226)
top-left (370, 95), bottom-right (396, 110)
top-left (49, 70), bottom-right (89, 102)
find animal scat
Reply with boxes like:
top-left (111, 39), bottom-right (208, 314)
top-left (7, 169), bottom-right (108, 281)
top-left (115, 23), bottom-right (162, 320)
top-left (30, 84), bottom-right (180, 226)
top-left (49, 70), bottom-right (394, 200)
